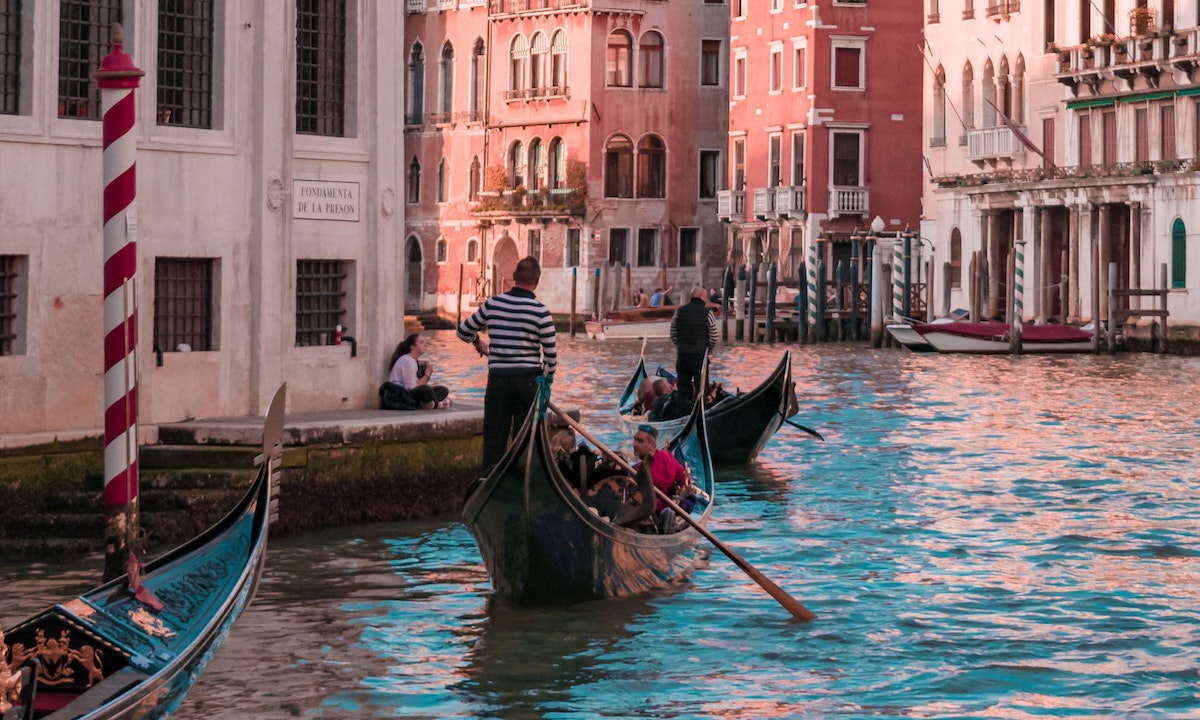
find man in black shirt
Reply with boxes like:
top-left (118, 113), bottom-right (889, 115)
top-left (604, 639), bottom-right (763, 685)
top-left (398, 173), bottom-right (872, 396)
top-left (670, 286), bottom-right (717, 407)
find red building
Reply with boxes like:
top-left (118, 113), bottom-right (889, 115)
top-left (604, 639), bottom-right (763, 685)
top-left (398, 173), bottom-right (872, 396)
top-left (719, 0), bottom-right (924, 296)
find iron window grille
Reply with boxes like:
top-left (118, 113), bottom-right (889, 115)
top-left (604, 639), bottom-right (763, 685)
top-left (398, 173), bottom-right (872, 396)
top-left (156, 0), bottom-right (214, 128)
top-left (0, 254), bottom-right (19, 356)
top-left (1, 0), bottom-right (21, 115)
top-left (295, 259), bottom-right (347, 346)
top-left (59, 0), bottom-right (121, 120)
top-left (154, 258), bottom-right (214, 352)
top-left (296, 0), bottom-right (346, 137)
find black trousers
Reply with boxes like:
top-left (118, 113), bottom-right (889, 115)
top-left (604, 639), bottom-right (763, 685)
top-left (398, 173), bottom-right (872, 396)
top-left (676, 351), bottom-right (705, 405)
top-left (412, 384), bottom-right (449, 405)
top-left (482, 370), bottom-right (540, 472)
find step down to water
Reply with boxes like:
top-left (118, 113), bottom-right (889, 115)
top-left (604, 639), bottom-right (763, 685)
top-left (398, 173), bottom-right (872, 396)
top-left (140, 445), bottom-right (259, 470)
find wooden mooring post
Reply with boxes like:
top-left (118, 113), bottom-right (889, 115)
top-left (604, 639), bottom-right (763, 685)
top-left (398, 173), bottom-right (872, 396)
top-left (1108, 262), bottom-right (1170, 354)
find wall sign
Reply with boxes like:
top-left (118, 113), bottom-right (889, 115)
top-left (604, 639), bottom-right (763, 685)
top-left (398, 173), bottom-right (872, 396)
top-left (293, 180), bottom-right (361, 222)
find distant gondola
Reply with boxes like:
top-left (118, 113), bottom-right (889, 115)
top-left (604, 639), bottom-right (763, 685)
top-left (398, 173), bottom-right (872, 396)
top-left (0, 384), bottom-right (285, 720)
top-left (617, 351), bottom-right (794, 464)
top-left (461, 390), bottom-right (715, 603)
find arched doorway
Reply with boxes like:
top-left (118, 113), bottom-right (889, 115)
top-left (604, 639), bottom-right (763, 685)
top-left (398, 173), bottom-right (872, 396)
top-left (405, 236), bottom-right (424, 312)
top-left (492, 234), bottom-right (520, 294)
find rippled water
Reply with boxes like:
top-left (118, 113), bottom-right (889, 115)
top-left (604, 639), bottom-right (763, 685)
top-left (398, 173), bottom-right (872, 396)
top-left (4, 334), bottom-right (1200, 719)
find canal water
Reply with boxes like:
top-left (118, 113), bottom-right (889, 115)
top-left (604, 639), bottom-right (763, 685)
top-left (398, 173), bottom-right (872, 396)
top-left (3, 333), bottom-right (1200, 718)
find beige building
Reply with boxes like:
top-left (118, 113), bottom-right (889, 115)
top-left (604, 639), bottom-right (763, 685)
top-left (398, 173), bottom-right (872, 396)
top-left (922, 0), bottom-right (1200, 334)
top-left (1, 1), bottom-right (409, 444)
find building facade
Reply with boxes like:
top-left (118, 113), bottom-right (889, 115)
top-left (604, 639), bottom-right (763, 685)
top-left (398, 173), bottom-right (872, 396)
top-left (1, 1), bottom-right (410, 442)
top-left (922, 0), bottom-right (1200, 331)
top-left (719, 0), bottom-right (925, 302)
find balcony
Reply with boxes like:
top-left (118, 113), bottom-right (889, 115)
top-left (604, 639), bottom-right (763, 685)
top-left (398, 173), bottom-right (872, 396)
top-left (967, 125), bottom-right (1026, 163)
top-left (489, 0), bottom-right (587, 15)
top-left (1053, 27), bottom-right (1198, 96)
top-left (773, 185), bottom-right (805, 217)
top-left (407, 0), bottom-right (426, 12)
top-left (753, 188), bottom-right (775, 218)
top-left (472, 189), bottom-right (585, 223)
top-left (828, 186), bottom-right (868, 218)
top-left (717, 190), bottom-right (745, 223)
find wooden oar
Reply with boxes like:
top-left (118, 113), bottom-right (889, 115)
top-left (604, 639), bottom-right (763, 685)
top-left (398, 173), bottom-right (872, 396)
top-left (785, 417), bottom-right (825, 441)
top-left (547, 401), bottom-right (816, 622)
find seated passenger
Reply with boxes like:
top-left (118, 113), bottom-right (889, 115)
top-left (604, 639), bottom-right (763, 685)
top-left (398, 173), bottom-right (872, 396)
top-left (631, 424), bottom-right (694, 532)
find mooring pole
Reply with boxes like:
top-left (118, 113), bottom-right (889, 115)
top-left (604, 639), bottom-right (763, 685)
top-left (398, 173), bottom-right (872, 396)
top-left (95, 23), bottom-right (146, 582)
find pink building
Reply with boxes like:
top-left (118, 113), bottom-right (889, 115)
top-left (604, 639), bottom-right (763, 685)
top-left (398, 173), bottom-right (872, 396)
top-left (404, 0), bottom-right (731, 314)
top-left (719, 0), bottom-right (924, 306)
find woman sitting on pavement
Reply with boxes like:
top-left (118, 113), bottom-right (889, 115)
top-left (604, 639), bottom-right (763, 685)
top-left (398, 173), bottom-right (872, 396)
top-left (388, 333), bottom-right (452, 409)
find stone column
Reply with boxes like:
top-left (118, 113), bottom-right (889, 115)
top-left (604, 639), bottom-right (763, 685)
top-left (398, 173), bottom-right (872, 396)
top-left (1068, 205), bottom-right (1081, 323)
top-left (988, 211), bottom-right (1004, 319)
top-left (1039, 206), bottom-right (1054, 322)
top-left (1098, 204), bottom-right (1111, 319)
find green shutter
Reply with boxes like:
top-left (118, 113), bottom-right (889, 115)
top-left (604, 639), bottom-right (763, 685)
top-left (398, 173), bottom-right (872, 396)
top-left (1172, 219), bottom-right (1187, 289)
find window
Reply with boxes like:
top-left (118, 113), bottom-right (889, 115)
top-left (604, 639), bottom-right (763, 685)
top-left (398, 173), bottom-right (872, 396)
top-left (549, 138), bottom-right (566, 190)
top-left (950, 228), bottom-right (962, 288)
top-left (769, 46), bottom-right (782, 93)
top-left (609, 228), bottom-right (630, 264)
top-left (469, 39), bottom-right (484, 117)
top-left (1042, 117), bottom-right (1055, 170)
top-left (1102, 110), bottom-right (1116, 164)
top-left (792, 43), bottom-right (806, 90)
top-left (680, 228), bottom-right (699, 267)
top-left (437, 157), bottom-right (447, 202)
top-left (157, 0), bottom-right (215, 128)
top-left (831, 131), bottom-right (862, 186)
top-left (733, 137), bottom-right (745, 190)
top-left (155, 258), bottom-right (217, 352)
top-left (295, 259), bottom-right (348, 346)
top-left (439, 42), bottom-right (454, 115)
top-left (566, 228), bottom-right (581, 267)
top-left (637, 135), bottom-right (666, 198)
top-left (961, 62), bottom-right (974, 143)
top-left (510, 34), bottom-right (528, 92)
top-left (436, 238), bottom-right (448, 264)
top-left (981, 61), bottom-right (996, 127)
top-left (930, 0), bottom-right (940, 21)
top-left (932, 66), bottom-right (946, 147)
top-left (1042, 0), bottom-right (1054, 48)
top-left (529, 138), bottom-right (544, 194)
top-left (636, 229), bottom-right (657, 267)
top-left (639, 31), bottom-right (663, 88)
top-left (59, 0), bottom-right (121, 120)
top-left (469, 155), bottom-right (480, 201)
top-left (1078, 112), bottom-right (1092, 166)
top-left (296, 0), bottom-right (347, 137)
top-left (769, 134), bottom-right (782, 187)
top-left (604, 134), bottom-right (634, 197)
top-left (509, 141), bottom-right (525, 188)
top-left (699, 150), bottom-right (720, 198)
top-left (733, 50), bottom-right (746, 98)
top-left (529, 32), bottom-right (547, 89)
top-left (408, 43), bottom-right (425, 122)
top-left (407, 158), bottom-right (421, 203)
top-left (551, 30), bottom-right (567, 91)
top-left (832, 43), bottom-right (863, 89)
top-left (1172, 218), bottom-right (1186, 288)
top-left (606, 31), bottom-right (632, 87)
top-left (467, 238), bottom-right (478, 264)
top-left (0, 254), bottom-right (25, 356)
top-left (791, 130), bottom-right (805, 185)
top-left (1162, 105), bottom-right (1176, 160)
top-left (701, 40), bottom-right (721, 86)
top-left (1, 0), bottom-right (22, 115)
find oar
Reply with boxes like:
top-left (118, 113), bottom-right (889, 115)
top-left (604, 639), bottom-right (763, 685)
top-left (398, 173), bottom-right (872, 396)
top-left (785, 417), bottom-right (825, 441)
top-left (547, 401), bottom-right (816, 622)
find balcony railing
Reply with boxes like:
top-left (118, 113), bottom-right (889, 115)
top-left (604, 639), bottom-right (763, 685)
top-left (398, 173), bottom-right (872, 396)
top-left (773, 185), bottom-right (805, 216)
top-left (967, 125), bottom-right (1025, 161)
top-left (407, 0), bottom-right (426, 12)
top-left (1053, 28), bottom-right (1198, 92)
top-left (404, 113), bottom-right (424, 127)
top-left (753, 188), bottom-right (775, 218)
top-left (828, 186), bottom-right (868, 218)
top-left (489, 0), bottom-right (587, 14)
top-left (717, 190), bottom-right (745, 222)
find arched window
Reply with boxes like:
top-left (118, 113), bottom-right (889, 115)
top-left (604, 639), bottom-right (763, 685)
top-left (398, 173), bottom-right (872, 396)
top-left (637, 135), bottom-right (666, 198)
top-left (407, 157), bottom-right (421, 204)
top-left (604, 134), bottom-right (634, 197)
top-left (1172, 218), bottom-right (1187, 288)
top-left (437, 157), bottom-right (447, 202)
top-left (470, 39), bottom-right (486, 118)
top-left (982, 59), bottom-right (997, 127)
top-left (509, 140), bottom-right (525, 188)
top-left (439, 42), bottom-right (455, 115)
top-left (408, 43), bottom-right (425, 119)
top-left (551, 30), bottom-right (567, 91)
top-left (469, 155), bottom-right (481, 202)
top-left (529, 138), bottom-right (545, 195)
top-left (997, 55), bottom-right (1011, 122)
top-left (467, 238), bottom-right (479, 264)
top-left (961, 62), bottom-right (975, 142)
top-left (639, 31), bottom-right (664, 88)
top-left (950, 227), bottom-right (962, 288)
top-left (548, 138), bottom-right (566, 190)
top-left (1012, 55), bottom-right (1026, 125)
top-left (606, 31), bottom-right (632, 87)
top-left (932, 65), bottom-right (947, 147)
top-left (436, 238), bottom-right (448, 264)
top-left (510, 34), bottom-right (528, 92)
top-left (530, 32), bottom-right (548, 90)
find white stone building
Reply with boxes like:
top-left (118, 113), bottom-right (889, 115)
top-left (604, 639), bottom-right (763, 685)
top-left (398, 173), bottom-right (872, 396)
top-left (1, 1), bottom-right (409, 443)
top-left (921, 0), bottom-right (1200, 340)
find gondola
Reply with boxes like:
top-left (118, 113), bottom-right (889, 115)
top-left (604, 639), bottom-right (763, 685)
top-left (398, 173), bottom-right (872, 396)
top-left (461, 388), bottom-right (715, 603)
top-left (617, 351), bottom-right (794, 464)
top-left (0, 384), bottom-right (285, 720)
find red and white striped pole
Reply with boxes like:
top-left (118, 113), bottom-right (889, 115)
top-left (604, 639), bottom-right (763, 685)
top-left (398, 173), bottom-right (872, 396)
top-left (94, 24), bottom-right (145, 580)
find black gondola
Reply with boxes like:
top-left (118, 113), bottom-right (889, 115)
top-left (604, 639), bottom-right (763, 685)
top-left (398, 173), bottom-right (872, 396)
top-left (461, 389), bottom-right (715, 603)
top-left (617, 351), bottom-right (794, 464)
top-left (0, 384), bottom-right (285, 720)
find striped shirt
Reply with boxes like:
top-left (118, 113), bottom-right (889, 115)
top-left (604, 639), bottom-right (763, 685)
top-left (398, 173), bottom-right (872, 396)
top-left (457, 287), bottom-right (558, 376)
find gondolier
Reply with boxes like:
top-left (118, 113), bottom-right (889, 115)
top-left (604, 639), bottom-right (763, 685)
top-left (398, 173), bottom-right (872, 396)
top-left (670, 286), bottom-right (718, 407)
top-left (457, 256), bottom-right (558, 472)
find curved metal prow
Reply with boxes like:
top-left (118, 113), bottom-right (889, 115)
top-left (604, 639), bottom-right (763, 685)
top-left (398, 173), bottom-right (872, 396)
top-left (256, 383), bottom-right (287, 525)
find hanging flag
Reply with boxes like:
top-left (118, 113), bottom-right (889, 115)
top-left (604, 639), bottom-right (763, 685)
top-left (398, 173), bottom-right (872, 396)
top-left (984, 97), bottom-right (1054, 168)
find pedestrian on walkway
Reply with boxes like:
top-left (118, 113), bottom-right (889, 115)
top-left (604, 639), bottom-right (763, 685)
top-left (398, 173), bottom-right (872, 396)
top-left (387, 333), bottom-right (452, 409)
top-left (457, 256), bottom-right (558, 472)
top-left (670, 286), bottom-right (717, 407)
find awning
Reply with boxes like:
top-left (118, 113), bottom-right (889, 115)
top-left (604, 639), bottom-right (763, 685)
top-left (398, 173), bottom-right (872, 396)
top-left (1066, 97), bottom-right (1115, 109)
top-left (1118, 90), bottom-right (1176, 103)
